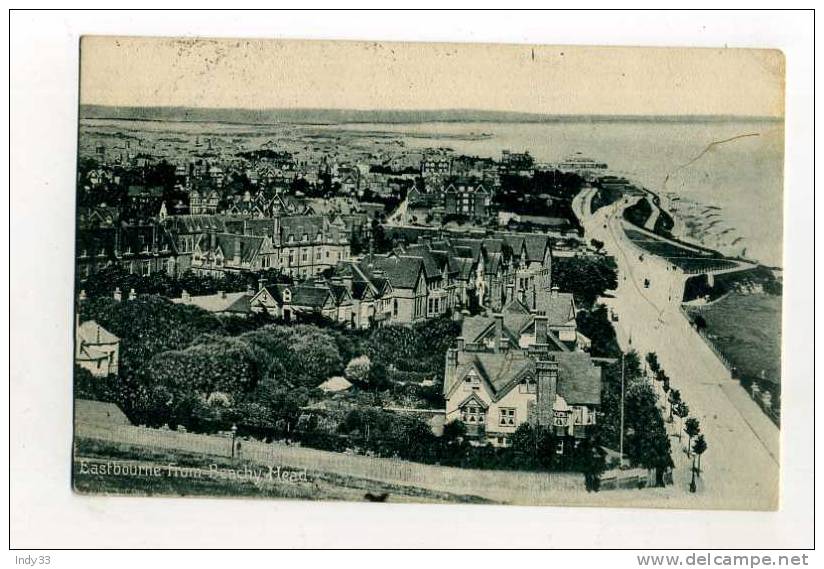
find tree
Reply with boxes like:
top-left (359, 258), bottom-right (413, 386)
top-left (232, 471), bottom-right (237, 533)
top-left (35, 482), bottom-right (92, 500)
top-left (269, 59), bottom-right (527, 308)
top-left (623, 382), bottom-right (674, 486)
top-left (692, 434), bottom-right (708, 476)
top-left (551, 256), bottom-right (618, 307)
top-left (684, 418), bottom-right (701, 457)
top-left (667, 388), bottom-right (680, 423)
top-left (645, 352), bottom-right (660, 375)
top-left (673, 402), bottom-right (690, 441)
top-left (345, 355), bottom-right (373, 388)
top-left (576, 304), bottom-right (621, 358)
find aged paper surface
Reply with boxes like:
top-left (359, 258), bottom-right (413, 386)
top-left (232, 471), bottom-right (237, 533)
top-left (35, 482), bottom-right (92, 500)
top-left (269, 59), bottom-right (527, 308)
top-left (73, 36), bottom-right (783, 511)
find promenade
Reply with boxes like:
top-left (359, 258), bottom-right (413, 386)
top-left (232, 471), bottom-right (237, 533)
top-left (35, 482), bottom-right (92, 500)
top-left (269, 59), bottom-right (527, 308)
top-left (578, 198), bottom-right (779, 510)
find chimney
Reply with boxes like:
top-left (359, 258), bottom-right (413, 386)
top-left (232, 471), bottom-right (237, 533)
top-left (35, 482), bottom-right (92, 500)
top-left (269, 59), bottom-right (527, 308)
top-left (535, 357), bottom-right (559, 427)
top-left (113, 287), bottom-right (122, 302)
top-left (128, 288), bottom-right (137, 301)
top-left (78, 290), bottom-right (87, 302)
top-left (218, 290), bottom-right (226, 299)
top-left (258, 278), bottom-right (266, 292)
top-left (493, 313), bottom-right (504, 353)
top-left (234, 239), bottom-right (242, 264)
top-left (246, 283), bottom-right (254, 295)
top-left (534, 314), bottom-right (548, 345)
top-left (551, 285), bottom-right (559, 298)
top-left (272, 215), bottom-right (281, 245)
top-left (342, 272), bottom-right (353, 292)
top-left (505, 283), bottom-right (514, 304)
top-left (456, 337), bottom-right (465, 351)
top-left (181, 290), bottom-right (190, 303)
top-left (445, 347), bottom-right (459, 390)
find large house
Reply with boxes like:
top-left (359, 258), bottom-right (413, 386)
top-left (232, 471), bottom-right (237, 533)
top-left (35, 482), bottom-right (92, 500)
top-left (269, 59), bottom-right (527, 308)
top-left (443, 313), bottom-right (602, 449)
top-left (76, 222), bottom-right (179, 279)
top-left (444, 178), bottom-right (492, 220)
top-left (249, 281), bottom-right (353, 323)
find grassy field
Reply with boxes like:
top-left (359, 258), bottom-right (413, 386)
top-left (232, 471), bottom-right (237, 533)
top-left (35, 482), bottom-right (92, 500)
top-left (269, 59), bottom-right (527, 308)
top-left (73, 439), bottom-right (493, 504)
top-left (688, 293), bottom-right (782, 387)
top-left (625, 228), bottom-right (736, 272)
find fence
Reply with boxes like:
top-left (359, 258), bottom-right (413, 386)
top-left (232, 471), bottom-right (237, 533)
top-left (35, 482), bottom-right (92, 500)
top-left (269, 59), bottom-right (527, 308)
top-left (679, 306), bottom-right (734, 375)
top-left (678, 306), bottom-right (780, 427)
top-left (75, 421), bottom-right (593, 504)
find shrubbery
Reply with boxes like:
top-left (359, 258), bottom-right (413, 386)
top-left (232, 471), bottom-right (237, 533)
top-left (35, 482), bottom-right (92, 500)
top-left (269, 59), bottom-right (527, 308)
top-left (552, 255), bottom-right (618, 307)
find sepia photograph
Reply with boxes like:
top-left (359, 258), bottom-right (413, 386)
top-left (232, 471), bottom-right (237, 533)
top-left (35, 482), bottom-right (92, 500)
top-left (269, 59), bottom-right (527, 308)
top-left (9, 8), bottom-right (815, 554)
top-left (71, 37), bottom-right (784, 511)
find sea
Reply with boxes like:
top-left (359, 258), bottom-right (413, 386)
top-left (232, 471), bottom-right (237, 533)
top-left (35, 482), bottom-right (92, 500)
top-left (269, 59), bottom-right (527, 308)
top-left (82, 117), bottom-right (785, 268)
top-left (324, 120), bottom-right (784, 268)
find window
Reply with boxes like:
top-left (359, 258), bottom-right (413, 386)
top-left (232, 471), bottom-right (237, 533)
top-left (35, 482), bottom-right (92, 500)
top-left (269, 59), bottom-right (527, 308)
top-left (499, 408), bottom-right (516, 427)
top-left (461, 404), bottom-right (484, 424)
top-left (141, 262), bottom-right (151, 277)
top-left (555, 440), bottom-right (565, 455)
top-left (393, 298), bottom-right (398, 317)
top-left (554, 411), bottom-right (568, 427)
top-left (464, 371), bottom-right (480, 389)
top-left (519, 377), bottom-right (537, 394)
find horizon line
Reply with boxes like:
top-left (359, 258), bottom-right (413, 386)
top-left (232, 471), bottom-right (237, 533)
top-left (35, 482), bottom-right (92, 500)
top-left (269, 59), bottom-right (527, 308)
top-left (79, 103), bottom-right (783, 122)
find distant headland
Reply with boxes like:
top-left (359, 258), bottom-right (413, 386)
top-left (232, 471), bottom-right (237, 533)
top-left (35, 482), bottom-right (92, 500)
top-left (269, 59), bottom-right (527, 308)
top-left (79, 105), bottom-right (783, 126)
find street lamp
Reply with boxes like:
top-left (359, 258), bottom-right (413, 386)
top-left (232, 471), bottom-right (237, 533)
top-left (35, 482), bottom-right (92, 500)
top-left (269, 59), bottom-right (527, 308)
top-left (230, 424), bottom-right (238, 459)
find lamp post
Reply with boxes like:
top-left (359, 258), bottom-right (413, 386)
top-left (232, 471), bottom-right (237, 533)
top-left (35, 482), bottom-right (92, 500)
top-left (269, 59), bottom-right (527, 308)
top-left (230, 424), bottom-right (238, 459)
top-left (619, 351), bottom-right (625, 467)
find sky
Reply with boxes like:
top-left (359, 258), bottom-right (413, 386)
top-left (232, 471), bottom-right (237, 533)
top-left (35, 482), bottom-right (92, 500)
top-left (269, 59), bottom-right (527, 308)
top-left (80, 37), bottom-right (785, 118)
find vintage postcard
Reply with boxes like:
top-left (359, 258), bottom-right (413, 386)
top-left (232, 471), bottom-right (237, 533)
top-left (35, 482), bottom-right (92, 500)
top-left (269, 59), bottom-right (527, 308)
top-left (72, 37), bottom-right (784, 511)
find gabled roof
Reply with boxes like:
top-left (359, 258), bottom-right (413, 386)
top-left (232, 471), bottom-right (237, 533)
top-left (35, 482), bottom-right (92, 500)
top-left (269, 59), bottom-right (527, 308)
top-left (214, 234), bottom-right (264, 264)
top-left (448, 350), bottom-right (535, 401)
top-left (523, 235), bottom-right (550, 263)
top-left (163, 215), bottom-right (226, 233)
top-left (454, 257), bottom-right (475, 280)
top-left (77, 320), bottom-right (119, 345)
top-left (280, 284), bottom-right (333, 309)
top-left (359, 255), bottom-right (425, 290)
top-left (401, 244), bottom-right (442, 279)
top-left (556, 352), bottom-right (602, 405)
top-left (455, 392), bottom-right (489, 410)
top-left (328, 283), bottom-right (353, 305)
top-left (501, 300), bottom-right (533, 336)
top-left (536, 292), bottom-right (577, 326)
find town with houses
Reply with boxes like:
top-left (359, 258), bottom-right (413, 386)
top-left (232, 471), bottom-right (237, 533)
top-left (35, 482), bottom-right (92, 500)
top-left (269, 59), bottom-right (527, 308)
top-left (72, 113), bottom-right (779, 507)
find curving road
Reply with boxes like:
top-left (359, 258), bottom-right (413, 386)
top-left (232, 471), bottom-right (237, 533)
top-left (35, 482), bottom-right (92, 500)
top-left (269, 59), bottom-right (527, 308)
top-left (578, 193), bottom-right (779, 510)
